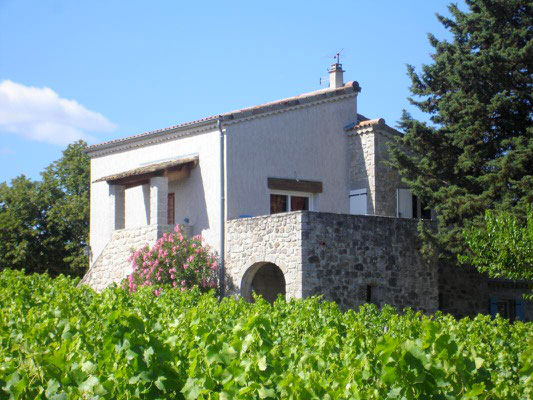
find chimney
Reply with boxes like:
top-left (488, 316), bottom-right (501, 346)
top-left (329, 63), bottom-right (344, 89)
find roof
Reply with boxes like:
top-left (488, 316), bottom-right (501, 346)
top-left (93, 155), bottom-right (199, 184)
top-left (86, 81), bottom-right (361, 154)
top-left (344, 116), bottom-right (402, 137)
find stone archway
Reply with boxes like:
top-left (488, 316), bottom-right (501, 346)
top-left (241, 262), bottom-right (286, 303)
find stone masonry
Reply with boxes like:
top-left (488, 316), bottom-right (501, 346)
top-left (348, 120), bottom-right (406, 218)
top-left (82, 210), bottom-right (531, 320)
top-left (80, 224), bottom-right (173, 291)
top-left (226, 211), bottom-right (439, 313)
top-left (301, 212), bottom-right (438, 312)
top-left (226, 212), bottom-right (303, 299)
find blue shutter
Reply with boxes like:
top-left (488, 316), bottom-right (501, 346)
top-left (490, 297), bottom-right (498, 318)
top-left (516, 299), bottom-right (525, 321)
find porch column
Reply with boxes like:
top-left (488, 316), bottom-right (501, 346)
top-left (150, 176), bottom-right (168, 226)
top-left (109, 184), bottom-right (125, 230)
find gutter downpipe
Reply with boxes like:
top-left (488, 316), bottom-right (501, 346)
top-left (217, 117), bottom-right (225, 301)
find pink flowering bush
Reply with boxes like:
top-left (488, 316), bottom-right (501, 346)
top-left (125, 225), bottom-right (218, 295)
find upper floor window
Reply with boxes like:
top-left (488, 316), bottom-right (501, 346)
top-left (397, 189), bottom-right (432, 219)
top-left (270, 191), bottom-right (311, 214)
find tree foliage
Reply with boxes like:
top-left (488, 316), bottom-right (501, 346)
top-left (0, 140), bottom-right (90, 277)
top-left (460, 206), bottom-right (533, 297)
top-left (388, 0), bottom-right (533, 258)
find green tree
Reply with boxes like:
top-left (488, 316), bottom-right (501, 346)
top-left (0, 140), bottom-right (90, 277)
top-left (388, 0), bottom-right (533, 259)
top-left (460, 206), bottom-right (533, 297)
top-left (0, 176), bottom-right (43, 272)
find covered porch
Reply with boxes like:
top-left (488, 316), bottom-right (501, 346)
top-left (94, 155), bottom-right (199, 233)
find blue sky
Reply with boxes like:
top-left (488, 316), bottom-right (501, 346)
top-left (0, 0), bottom-right (461, 183)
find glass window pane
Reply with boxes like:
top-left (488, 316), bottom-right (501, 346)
top-left (290, 196), bottom-right (309, 211)
top-left (270, 194), bottom-right (288, 214)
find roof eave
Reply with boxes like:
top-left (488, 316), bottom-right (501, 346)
top-left (85, 81), bottom-right (361, 157)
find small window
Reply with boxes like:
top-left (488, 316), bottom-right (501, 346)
top-left (366, 285), bottom-right (372, 303)
top-left (270, 191), bottom-right (311, 214)
top-left (398, 189), bottom-right (432, 220)
top-left (397, 188), bottom-right (413, 218)
top-left (490, 297), bottom-right (522, 322)
top-left (167, 193), bottom-right (175, 225)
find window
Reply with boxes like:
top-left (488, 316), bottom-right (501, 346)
top-left (270, 194), bottom-right (288, 214)
top-left (366, 285), bottom-right (372, 302)
top-left (490, 297), bottom-right (525, 322)
top-left (397, 188), bottom-right (413, 218)
top-left (270, 191), bottom-right (311, 214)
top-left (350, 189), bottom-right (367, 215)
top-left (167, 193), bottom-right (175, 225)
top-left (398, 189), bottom-right (432, 220)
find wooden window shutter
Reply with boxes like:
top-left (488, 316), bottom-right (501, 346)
top-left (167, 193), bottom-right (175, 225)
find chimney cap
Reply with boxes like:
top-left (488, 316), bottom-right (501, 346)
top-left (330, 63), bottom-right (344, 72)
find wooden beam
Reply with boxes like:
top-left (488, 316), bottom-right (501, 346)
top-left (109, 170), bottom-right (164, 186)
top-left (267, 177), bottom-right (323, 193)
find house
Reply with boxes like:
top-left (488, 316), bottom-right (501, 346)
top-left (81, 63), bottom-right (531, 321)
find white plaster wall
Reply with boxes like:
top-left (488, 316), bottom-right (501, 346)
top-left (89, 129), bottom-right (221, 265)
top-left (90, 95), bottom-right (358, 266)
top-left (125, 184), bottom-right (150, 228)
top-left (168, 168), bottom-right (210, 235)
top-left (225, 96), bottom-right (357, 219)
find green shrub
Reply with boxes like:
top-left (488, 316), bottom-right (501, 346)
top-left (0, 268), bottom-right (531, 399)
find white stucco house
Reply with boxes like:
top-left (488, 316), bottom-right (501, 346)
top-left (81, 63), bottom-right (530, 321)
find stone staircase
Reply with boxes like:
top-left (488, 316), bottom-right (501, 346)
top-left (80, 224), bottom-right (173, 291)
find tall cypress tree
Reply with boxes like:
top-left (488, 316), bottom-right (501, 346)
top-left (388, 0), bottom-right (533, 258)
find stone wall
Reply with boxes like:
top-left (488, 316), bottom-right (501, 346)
top-left (438, 262), bottom-right (532, 321)
top-left (300, 212), bottom-right (439, 312)
top-left (349, 131), bottom-right (375, 214)
top-left (373, 131), bottom-right (404, 217)
top-left (225, 212), bottom-right (304, 299)
top-left (80, 224), bottom-right (173, 291)
top-left (348, 124), bottom-right (405, 218)
top-left (226, 211), bottom-right (439, 313)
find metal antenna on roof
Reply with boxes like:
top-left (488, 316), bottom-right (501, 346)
top-left (334, 49), bottom-right (343, 64)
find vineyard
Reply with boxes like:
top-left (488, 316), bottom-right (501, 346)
top-left (0, 269), bottom-right (531, 399)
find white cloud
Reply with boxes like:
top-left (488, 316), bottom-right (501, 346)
top-left (0, 80), bottom-right (116, 145)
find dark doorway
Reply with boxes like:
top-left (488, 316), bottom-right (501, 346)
top-left (241, 262), bottom-right (286, 303)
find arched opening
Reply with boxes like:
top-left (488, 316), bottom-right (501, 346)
top-left (241, 262), bottom-right (286, 303)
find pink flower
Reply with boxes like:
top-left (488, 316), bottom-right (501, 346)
top-left (183, 264), bottom-right (188, 270)
top-left (154, 289), bottom-right (160, 296)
